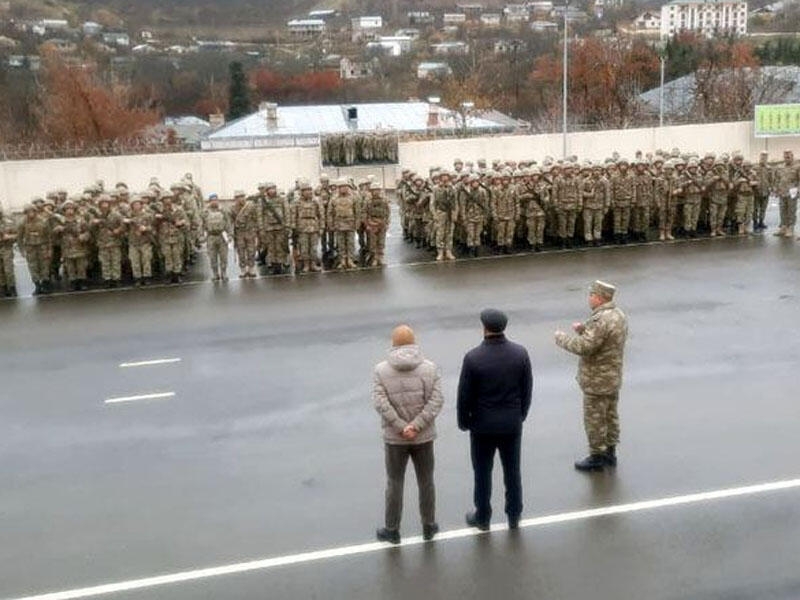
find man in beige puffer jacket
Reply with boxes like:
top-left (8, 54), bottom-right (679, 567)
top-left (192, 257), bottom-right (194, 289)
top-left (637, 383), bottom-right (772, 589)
top-left (372, 325), bottom-right (444, 545)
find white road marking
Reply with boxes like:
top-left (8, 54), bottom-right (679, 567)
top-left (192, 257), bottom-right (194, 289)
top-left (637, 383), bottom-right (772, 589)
top-left (119, 358), bottom-right (182, 368)
top-left (104, 392), bottom-right (175, 405)
top-left (9, 477), bottom-right (800, 600)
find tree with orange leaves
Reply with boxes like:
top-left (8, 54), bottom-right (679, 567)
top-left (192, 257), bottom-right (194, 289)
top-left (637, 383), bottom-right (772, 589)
top-left (36, 49), bottom-right (159, 144)
top-left (530, 38), bottom-right (659, 130)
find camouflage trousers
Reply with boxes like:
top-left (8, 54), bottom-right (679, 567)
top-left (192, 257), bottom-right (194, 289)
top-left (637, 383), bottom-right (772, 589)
top-left (161, 240), bottom-right (183, 274)
top-left (526, 216), bottom-right (546, 245)
top-left (612, 206), bottom-right (631, 235)
top-left (129, 244), bottom-right (153, 279)
top-left (494, 219), bottom-right (514, 247)
top-left (709, 201), bottom-right (727, 232)
top-left (207, 234), bottom-right (228, 278)
top-left (656, 200), bottom-right (676, 233)
top-left (335, 231), bottom-right (357, 269)
top-left (556, 209), bottom-right (577, 239)
top-left (262, 230), bottom-right (286, 265)
top-left (754, 191), bottom-right (769, 224)
top-left (465, 221), bottom-right (483, 248)
top-left (683, 200), bottom-right (702, 232)
top-left (581, 209), bottom-right (604, 242)
top-left (779, 196), bottom-right (797, 228)
top-left (735, 195), bottom-right (754, 225)
top-left (63, 256), bottom-right (88, 282)
top-left (433, 217), bottom-right (455, 252)
top-left (296, 231), bottom-right (320, 262)
top-left (0, 246), bottom-right (14, 288)
top-left (25, 244), bottom-right (51, 283)
top-left (98, 246), bottom-right (122, 281)
top-left (583, 393), bottom-right (620, 454)
top-left (235, 232), bottom-right (257, 269)
top-left (366, 228), bottom-right (386, 261)
top-left (631, 204), bottom-right (651, 234)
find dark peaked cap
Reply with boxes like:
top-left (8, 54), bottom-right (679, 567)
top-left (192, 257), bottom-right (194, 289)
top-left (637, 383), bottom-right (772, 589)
top-left (480, 308), bottom-right (508, 334)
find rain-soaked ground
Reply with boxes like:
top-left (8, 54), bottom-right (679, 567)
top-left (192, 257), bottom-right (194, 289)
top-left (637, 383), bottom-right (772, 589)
top-left (1, 206), bottom-right (800, 600)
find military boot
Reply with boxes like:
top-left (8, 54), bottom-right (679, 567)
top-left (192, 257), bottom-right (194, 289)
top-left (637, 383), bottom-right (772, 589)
top-left (445, 249), bottom-right (456, 260)
top-left (7, 285), bottom-right (17, 297)
top-left (574, 454), bottom-right (606, 472)
top-left (375, 528), bottom-right (401, 545)
top-left (774, 226), bottom-right (786, 237)
top-left (1, 285), bottom-right (7, 297)
top-left (605, 445), bottom-right (617, 467)
top-left (784, 227), bottom-right (795, 238)
top-left (436, 250), bottom-right (444, 261)
top-left (32, 282), bottom-right (41, 296)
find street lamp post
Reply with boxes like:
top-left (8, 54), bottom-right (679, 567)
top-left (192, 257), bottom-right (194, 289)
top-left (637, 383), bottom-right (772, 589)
top-left (562, 2), bottom-right (569, 158)
top-left (657, 40), bottom-right (667, 128)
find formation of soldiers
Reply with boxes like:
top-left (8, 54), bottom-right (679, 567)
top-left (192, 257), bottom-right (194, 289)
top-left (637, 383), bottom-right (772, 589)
top-left (395, 149), bottom-right (799, 261)
top-left (321, 132), bottom-right (399, 166)
top-left (0, 174), bottom-right (391, 297)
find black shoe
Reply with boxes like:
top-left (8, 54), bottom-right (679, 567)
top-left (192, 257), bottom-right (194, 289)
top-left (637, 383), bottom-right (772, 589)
top-left (465, 511), bottom-right (490, 531)
top-left (574, 454), bottom-right (606, 472)
top-left (534, 244), bottom-right (542, 252)
top-left (605, 445), bottom-right (617, 467)
top-left (105, 280), bottom-right (113, 289)
top-left (376, 527), bottom-right (401, 545)
top-left (40, 280), bottom-right (52, 294)
top-left (7, 286), bottom-right (17, 297)
top-left (422, 523), bottom-right (440, 541)
top-left (508, 516), bottom-right (520, 530)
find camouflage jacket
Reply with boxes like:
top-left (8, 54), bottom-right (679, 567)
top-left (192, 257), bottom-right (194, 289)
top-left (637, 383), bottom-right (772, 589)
top-left (772, 163), bottom-right (800, 197)
top-left (555, 301), bottom-right (628, 395)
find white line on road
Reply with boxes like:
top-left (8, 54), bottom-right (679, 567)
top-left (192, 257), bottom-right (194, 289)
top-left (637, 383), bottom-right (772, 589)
top-left (119, 358), bottom-right (182, 368)
top-left (104, 392), bottom-right (175, 405)
top-left (8, 476), bottom-right (800, 600)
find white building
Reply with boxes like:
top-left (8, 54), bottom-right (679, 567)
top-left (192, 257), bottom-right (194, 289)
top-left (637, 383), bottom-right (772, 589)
top-left (634, 11), bottom-right (662, 31)
top-left (431, 41), bottom-right (470, 55)
top-left (102, 32), bottom-right (130, 47)
top-left (408, 11), bottom-right (435, 25)
top-left (417, 62), bottom-right (453, 79)
top-left (504, 4), bottom-right (531, 22)
top-left (443, 13), bottom-right (468, 25)
top-left (82, 21), bottom-right (103, 36)
top-left (351, 16), bottom-right (383, 41)
top-left (368, 35), bottom-right (414, 56)
top-left (660, 0), bottom-right (748, 38)
top-left (480, 13), bottom-right (503, 26)
top-left (340, 57), bottom-right (374, 79)
top-left (287, 19), bottom-right (326, 37)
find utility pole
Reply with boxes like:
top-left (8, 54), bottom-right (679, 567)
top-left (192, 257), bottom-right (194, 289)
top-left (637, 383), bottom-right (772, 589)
top-left (562, 1), bottom-right (569, 158)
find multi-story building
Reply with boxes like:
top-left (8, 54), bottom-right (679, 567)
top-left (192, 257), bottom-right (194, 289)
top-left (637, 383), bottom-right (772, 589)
top-left (660, 0), bottom-right (748, 38)
top-left (287, 19), bottom-right (326, 37)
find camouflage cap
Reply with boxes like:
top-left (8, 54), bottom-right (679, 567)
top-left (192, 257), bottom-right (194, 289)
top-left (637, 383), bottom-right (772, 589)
top-left (32, 196), bottom-right (45, 205)
top-left (234, 190), bottom-right (246, 198)
top-left (298, 179), bottom-right (313, 190)
top-left (589, 280), bottom-right (616, 300)
top-left (320, 173), bottom-right (330, 180)
top-left (61, 199), bottom-right (76, 210)
top-left (369, 182), bottom-right (381, 191)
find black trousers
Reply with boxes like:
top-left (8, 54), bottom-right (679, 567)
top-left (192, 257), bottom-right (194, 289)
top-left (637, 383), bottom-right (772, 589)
top-left (470, 431), bottom-right (522, 523)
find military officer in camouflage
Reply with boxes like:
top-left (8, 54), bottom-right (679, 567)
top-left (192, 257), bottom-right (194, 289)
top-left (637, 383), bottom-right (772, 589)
top-left (202, 194), bottom-right (232, 282)
top-left (363, 182), bottom-right (390, 267)
top-left (554, 280), bottom-right (628, 472)
top-left (0, 203), bottom-right (18, 297)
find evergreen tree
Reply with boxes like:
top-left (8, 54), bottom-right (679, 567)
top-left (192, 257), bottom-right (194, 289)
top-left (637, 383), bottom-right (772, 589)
top-left (227, 61), bottom-right (251, 120)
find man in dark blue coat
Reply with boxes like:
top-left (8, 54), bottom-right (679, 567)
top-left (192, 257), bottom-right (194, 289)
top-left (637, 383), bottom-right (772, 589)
top-left (457, 308), bottom-right (533, 531)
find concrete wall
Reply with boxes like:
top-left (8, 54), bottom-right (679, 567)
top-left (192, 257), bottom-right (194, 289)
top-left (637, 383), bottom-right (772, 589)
top-left (2, 121), bottom-right (800, 212)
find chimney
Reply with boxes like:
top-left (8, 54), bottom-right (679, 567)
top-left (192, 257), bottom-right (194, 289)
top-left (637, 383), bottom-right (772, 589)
top-left (261, 102), bottom-right (278, 126)
top-left (209, 113), bottom-right (225, 129)
top-left (427, 96), bottom-right (440, 128)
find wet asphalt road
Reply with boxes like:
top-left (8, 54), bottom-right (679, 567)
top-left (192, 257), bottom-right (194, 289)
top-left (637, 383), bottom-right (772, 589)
top-left (2, 218), bottom-right (800, 599)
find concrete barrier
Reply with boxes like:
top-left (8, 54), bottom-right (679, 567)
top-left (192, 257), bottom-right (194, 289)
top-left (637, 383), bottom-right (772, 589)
top-left (2, 121), bottom-right (799, 212)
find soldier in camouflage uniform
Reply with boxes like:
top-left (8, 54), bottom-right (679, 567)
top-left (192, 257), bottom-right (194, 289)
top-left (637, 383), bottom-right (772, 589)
top-left (611, 159), bottom-right (634, 244)
top-left (517, 168), bottom-right (547, 251)
top-left (0, 203), bottom-right (18, 297)
top-left (556, 164), bottom-right (581, 248)
top-left (631, 161), bottom-right (653, 242)
top-left (459, 174), bottom-right (489, 257)
top-left (19, 203), bottom-right (54, 295)
top-left (491, 170), bottom-right (518, 254)
top-left (155, 193), bottom-right (188, 284)
top-left (92, 195), bottom-right (125, 287)
top-left (291, 180), bottom-right (324, 273)
top-left (772, 150), bottom-right (799, 239)
top-left (555, 280), bottom-right (628, 472)
top-left (202, 194), bottom-right (232, 282)
top-left (680, 160), bottom-right (704, 237)
top-left (232, 191), bottom-right (259, 278)
top-left (363, 182), bottom-right (390, 267)
top-left (581, 163), bottom-right (607, 246)
top-left (54, 200), bottom-right (90, 291)
top-left (259, 183), bottom-right (292, 275)
top-left (329, 178), bottom-right (360, 270)
top-left (733, 164), bottom-right (758, 236)
top-left (432, 171), bottom-right (458, 261)
top-left (705, 161), bottom-right (730, 237)
top-left (753, 151), bottom-right (771, 232)
top-left (126, 196), bottom-right (155, 286)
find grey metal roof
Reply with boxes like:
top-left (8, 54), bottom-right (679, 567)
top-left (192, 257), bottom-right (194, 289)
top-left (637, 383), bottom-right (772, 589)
top-left (205, 102), bottom-right (517, 141)
top-left (639, 65), bottom-right (800, 116)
